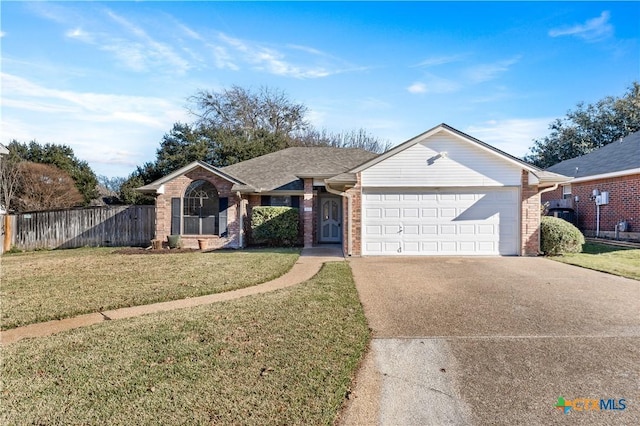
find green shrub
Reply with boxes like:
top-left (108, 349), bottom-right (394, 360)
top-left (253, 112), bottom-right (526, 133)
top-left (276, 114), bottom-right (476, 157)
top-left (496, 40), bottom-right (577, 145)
top-left (540, 216), bottom-right (585, 255)
top-left (251, 207), bottom-right (299, 247)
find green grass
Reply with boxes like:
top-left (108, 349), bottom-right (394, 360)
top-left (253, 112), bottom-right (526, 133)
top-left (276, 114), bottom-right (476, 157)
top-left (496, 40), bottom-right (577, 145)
top-left (1, 247), bottom-right (299, 330)
top-left (0, 262), bottom-right (370, 426)
top-left (550, 242), bottom-right (640, 280)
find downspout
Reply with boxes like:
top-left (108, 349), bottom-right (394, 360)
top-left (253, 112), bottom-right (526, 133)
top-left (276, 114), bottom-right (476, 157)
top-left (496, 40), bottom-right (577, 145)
top-left (538, 183), bottom-right (560, 196)
top-left (324, 180), bottom-right (352, 256)
top-left (236, 191), bottom-right (244, 248)
top-left (596, 202), bottom-right (600, 238)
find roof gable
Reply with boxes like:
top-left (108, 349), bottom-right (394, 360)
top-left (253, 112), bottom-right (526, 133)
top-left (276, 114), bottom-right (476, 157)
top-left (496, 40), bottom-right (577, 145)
top-left (546, 130), bottom-right (640, 178)
top-left (351, 123), bottom-right (568, 186)
top-left (137, 161), bottom-right (248, 193)
top-left (353, 123), bottom-right (540, 173)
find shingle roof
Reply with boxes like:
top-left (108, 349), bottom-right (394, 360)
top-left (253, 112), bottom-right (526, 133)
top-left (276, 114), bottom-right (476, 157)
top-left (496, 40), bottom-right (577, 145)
top-left (221, 147), bottom-right (378, 191)
top-left (546, 130), bottom-right (640, 178)
top-left (137, 160), bottom-right (248, 193)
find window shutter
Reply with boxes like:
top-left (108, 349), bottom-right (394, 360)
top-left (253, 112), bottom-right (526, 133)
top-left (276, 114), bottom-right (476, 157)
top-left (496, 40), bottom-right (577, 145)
top-left (218, 197), bottom-right (228, 237)
top-left (171, 198), bottom-right (181, 235)
top-left (260, 195), bottom-right (271, 206)
top-left (291, 196), bottom-right (300, 209)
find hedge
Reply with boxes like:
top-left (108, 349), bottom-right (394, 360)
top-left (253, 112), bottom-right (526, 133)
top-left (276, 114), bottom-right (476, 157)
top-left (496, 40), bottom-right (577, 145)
top-left (251, 207), bottom-right (299, 247)
top-left (540, 216), bottom-right (585, 255)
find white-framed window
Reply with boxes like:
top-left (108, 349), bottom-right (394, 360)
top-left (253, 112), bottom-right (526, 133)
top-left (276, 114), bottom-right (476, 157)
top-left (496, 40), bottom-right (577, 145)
top-left (562, 184), bottom-right (572, 200)
top-left (170, 180), bottom-right (228, 236)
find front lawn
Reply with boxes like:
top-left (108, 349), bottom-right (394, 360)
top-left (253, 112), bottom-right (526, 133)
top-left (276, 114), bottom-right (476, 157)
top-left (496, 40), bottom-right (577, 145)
top-left (550, 242), bottom-right (640, 280)
top-left (1, 262), bottom-right (370, 425)
top-left (1, 247), bottom-right (299, 330)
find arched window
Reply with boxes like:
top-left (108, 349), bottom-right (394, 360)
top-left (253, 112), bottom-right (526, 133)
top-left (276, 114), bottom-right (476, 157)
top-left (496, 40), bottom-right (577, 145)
top-left (182, 180), bottom-right (219, 235)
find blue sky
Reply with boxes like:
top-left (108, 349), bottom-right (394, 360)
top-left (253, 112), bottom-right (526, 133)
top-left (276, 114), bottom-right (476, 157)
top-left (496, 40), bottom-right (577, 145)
top-left (2, 1), bottom-right (638, 178)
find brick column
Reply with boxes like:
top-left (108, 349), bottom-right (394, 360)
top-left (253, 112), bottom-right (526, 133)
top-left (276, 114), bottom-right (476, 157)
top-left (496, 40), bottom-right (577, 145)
top-left (303, 178), bottom-right (314, 248)
top-left (521, 171), bottom-right (541, 256)
top-left (345, 173), bottom-right (363, 256)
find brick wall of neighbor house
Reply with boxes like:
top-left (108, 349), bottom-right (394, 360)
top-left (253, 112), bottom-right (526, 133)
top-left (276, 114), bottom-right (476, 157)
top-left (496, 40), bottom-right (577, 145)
top-left (521, 171), bottom-right (541, 255)
top-left (541, 186), bottom-right (564, 204)
top-left (155, 167), bottom-right (239, 249)
top-left (541, 174), bottom-right (640, 240)
top-left (345, 174), bottom-right (363, 256)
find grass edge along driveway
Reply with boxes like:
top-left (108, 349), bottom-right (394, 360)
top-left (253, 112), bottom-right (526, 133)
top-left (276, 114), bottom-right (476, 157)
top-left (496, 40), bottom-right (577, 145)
top-left (549, 242), bottom-right (640, 280)
top-left (0, 262), bottom-right (370, 426)
top-left (1, 247), bottom-right (300, 330)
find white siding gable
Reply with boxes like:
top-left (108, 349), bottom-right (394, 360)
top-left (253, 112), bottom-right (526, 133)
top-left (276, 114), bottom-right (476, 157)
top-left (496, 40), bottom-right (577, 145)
top-left (361, 131), bottom-right (522, 187)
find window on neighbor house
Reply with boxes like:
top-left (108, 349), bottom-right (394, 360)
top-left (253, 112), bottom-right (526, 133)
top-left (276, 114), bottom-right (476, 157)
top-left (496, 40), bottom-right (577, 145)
top-left (170, 180), bottom-right (228, 236)
top-left (562, 185), bottom-right (572, 200)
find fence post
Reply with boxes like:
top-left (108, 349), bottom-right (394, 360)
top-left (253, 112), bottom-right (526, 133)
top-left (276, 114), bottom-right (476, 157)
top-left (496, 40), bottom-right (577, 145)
top-left (3, 214), bottom-right (11, 252)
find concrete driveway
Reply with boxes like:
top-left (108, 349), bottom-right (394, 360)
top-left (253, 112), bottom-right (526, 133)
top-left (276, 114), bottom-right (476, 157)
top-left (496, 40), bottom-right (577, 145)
top-left (340, 257), bottom-right (640, 425)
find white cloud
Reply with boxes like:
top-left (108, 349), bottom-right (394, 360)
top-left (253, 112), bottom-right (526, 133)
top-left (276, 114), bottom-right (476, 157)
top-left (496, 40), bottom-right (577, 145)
top-left (0, 31), bottom-right (6, 38)
top-left (1, 73), bottom-right (189, 176)
top-left (65, 27), bottom-right (93, 43)
top-left (407, 82), bottom-right (428, 94)
top-left (216, 32), bottom-right (354, 79)
top-left (51, 7), bottom-right (194, 74)
top-left (2, 73), bottom-right (182, 128)
top-left (465, 118), bottom-right (553, 158)
top-left (414, 54), bottom-right (467, 68)
top-left (177, 22), bottom-right (203, 41)
top-left (407, 74), bottom-right (461, 95)
top-left (549, 11), bottom-right (613, 42)
top-left (464, 56), bottom-right (521, 83)
top-left (287, 44), bottom-right (327, 56)
top-left (104, 10), bottom-right (192, 74)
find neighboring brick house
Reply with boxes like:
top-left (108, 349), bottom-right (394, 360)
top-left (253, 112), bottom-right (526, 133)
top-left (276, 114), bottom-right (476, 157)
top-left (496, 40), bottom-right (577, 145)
top-left (542, 130), bottom-right (640, 241)
top-left (138, 123), bottom-right (568, 256)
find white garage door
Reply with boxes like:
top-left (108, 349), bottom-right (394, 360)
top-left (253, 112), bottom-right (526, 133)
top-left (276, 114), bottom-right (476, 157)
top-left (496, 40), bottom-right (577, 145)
top-left (362, 188), bottom-right (519, 255)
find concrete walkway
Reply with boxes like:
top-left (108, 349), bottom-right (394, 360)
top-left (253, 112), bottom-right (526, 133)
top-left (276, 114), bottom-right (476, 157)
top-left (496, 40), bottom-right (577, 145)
top-left (1, 246), bottom-right (344, 346)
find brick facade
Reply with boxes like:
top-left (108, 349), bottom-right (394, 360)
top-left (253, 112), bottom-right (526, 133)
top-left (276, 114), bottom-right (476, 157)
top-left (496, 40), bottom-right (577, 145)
top-left (541, 173), bottom-right (640, 240)
top-left (520, 171), bottom-right (541, 255)
top-left (345, 174), bottom-right (363, 256)
top-left (155, 167), bottom-right (240, 250)
top-left (153, 164), bottom-right (553, 255)
top-left (303, 179), bottom-right (314, 248)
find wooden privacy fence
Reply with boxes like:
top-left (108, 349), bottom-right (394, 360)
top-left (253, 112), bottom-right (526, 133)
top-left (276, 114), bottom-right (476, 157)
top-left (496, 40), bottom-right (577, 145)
top-left (3, 205), bottom-right (155, 251)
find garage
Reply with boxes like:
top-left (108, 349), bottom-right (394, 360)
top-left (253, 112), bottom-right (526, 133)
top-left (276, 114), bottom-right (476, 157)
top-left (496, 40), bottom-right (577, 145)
top-left (362, 188), bottom-right (519, 255)
top-left (329, 124), bottom-right (569, 257)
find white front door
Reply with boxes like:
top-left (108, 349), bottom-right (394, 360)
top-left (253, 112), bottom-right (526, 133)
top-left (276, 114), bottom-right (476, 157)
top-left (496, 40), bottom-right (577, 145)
top-left (362, 188), bottom-right (519, 255)
top-left (319, 197), bottom-right (342, 243)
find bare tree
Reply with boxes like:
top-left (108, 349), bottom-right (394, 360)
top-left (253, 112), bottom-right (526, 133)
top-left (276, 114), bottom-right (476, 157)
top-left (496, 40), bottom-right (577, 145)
top-left (296, 128), bottom-right (391, 153)
top-left (0, 157), bottom-right (20, 213)
top-left (15, 162), bottom-right (84, 212)
top-left (189, 85), bottom-right (310, 138)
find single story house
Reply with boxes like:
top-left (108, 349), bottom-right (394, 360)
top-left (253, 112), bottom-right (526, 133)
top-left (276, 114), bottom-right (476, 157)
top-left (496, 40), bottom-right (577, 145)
top-left (542, 130), bottom-right (640, 240)
top-left (138, 123), bottom-right (568, 256)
